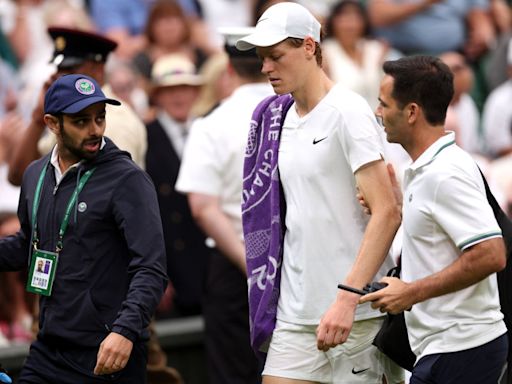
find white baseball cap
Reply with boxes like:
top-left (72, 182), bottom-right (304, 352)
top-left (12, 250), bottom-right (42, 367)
top-left (236, 2), bottom-right (321, 51)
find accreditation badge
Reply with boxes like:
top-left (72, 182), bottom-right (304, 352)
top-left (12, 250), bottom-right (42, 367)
top-left (26, 249), bottom-right (58, 296)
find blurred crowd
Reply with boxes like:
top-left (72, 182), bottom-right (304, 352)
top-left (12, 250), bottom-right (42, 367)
top-left (0, 0), bottom-right (511, 355)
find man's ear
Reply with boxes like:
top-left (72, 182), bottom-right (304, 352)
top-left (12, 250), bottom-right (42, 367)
top-left (407, 103), bottom-right (420, 124)
top-left (43, 114), bottom-right (60, 135)
top-left (303, 36), bottom-right (316, 60)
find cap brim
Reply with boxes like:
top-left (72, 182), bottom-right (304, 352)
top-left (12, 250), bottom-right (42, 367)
top-left (50, 54), bottom-right (85, 69)
top-left (235, 33), bottom-right (288, 51)
top-left (153, 75), bottom-right (204, 89)
top-left (61, 97), bottom-right (121, 114)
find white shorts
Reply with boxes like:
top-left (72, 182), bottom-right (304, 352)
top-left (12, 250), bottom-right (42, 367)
top-left (262, 317), bottom-right (404, 384)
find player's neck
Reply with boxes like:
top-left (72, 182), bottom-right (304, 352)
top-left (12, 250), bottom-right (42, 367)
top-left (293, 70), bottom-right (333, 117)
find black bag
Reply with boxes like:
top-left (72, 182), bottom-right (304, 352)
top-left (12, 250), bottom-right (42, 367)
top-left (372, 263), bottom-right (416, 372)
top-left (480, 170), bottom-right (512, 258)
top-left (480, 170), bottom-right (512, 384)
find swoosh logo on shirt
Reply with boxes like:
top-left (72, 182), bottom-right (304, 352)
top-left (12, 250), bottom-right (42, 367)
top-left (351, 367), bottom-right (370, 375)
top-left (312, 136), bottom-right (328, 145)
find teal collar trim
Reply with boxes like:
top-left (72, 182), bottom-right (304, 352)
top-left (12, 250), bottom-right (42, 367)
top-left (409, 131), bottom-right (456, 171)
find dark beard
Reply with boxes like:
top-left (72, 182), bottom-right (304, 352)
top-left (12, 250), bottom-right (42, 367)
top-left (60, 126), bottom-right (101, 161)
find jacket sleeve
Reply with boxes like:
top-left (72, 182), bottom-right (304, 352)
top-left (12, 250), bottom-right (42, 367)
top-left (0, 182), bottom-right (31, 271)
top-left (110, 170), bottom-right (168, 341)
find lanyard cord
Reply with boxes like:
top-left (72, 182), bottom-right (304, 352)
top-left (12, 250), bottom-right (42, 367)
top-left (31, 160), bottom-right (96, 252)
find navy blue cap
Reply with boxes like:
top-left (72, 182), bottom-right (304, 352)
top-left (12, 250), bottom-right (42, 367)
top-left (44, 74), bottom-right (121, 115)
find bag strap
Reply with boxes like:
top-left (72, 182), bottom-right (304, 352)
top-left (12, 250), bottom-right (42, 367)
top-left (478, 167), bottom-right (512, 259)
top-left (387, 255), bottom-right (401, 278)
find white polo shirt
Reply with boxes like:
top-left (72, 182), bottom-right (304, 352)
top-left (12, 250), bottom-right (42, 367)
top-left (176, 83), bottom-right (273, 237)
top-left (277, 83), bottom-right (396, 324)
top-left (402, 131), bottom-right (506, 361)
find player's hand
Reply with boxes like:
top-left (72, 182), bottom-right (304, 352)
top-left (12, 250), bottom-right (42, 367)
top-left (359, 277), bottom-right (412, 314)
top-left (94, 332), bottom-right (133, 375)
top-left (316, 291), bottom-right (359, 351)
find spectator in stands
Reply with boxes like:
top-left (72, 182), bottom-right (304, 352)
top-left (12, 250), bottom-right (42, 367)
top-left (484, 0), bottom-right (512, 90)
top-left (323, 0), bottom-right (400, 110)
top-left (133, 0), bottom-right (209, 86)
top-left (482, 37), bottom-right (512, 158)
top-left (146, 53), bottom-right (210, 317)
top-left (490, 0), bottom-right (512, 34)
top-left (367, 0), bottom-right (496, 61)
top-left (484, 38), bottom-right (512, 216)
top-left (105, 61), bottom-right (151, 123)
top-left (8, 27), bottom-right (148, 186)
top-left (0, 0), bottom-right (95, 120)
top-left (0, 0), bottom-right (53, 120)
top-left (88, 0), bottom-right (149, 60)
top-left (440, 51), bottom-right (484, 156)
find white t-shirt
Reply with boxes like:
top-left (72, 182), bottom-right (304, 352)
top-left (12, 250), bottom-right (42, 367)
top-left (277, 83), bottom-right (396, 324)
top-left (482, 79), bottom-right (512, 157)
top-left (176, 83), bottom-right (273, 236)
top-left (402, 131), bottom-right (506, 360)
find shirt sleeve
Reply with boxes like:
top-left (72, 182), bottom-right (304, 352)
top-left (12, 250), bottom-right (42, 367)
top-left (337, 94), bottom-right (384, 173)
top-left (111, 170), bottom-right (168, 339)
top-left (432, 170), bottom-right (502, 251)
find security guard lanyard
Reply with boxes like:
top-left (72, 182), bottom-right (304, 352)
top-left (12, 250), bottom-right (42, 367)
top-left (26, 161), bottom-right (95, 296)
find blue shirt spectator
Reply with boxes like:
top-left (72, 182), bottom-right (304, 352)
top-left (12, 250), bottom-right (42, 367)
top-left (90, 0), bottom-right (150, 36)
top-left (369, 0), bottom-right (492, 56)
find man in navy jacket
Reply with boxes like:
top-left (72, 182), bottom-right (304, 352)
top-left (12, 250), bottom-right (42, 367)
top-left (0, 74), bottom-right (167, 383)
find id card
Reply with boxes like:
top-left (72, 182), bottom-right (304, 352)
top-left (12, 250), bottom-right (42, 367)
top-left (26, 249), bottom-right (58, 296)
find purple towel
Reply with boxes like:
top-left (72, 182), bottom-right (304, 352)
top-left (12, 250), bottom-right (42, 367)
top-left (242, 94), bottom-right (294, 356)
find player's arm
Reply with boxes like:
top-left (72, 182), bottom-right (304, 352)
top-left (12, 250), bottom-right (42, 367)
top-left (345, 159), bottom-right (402, 288)
top-left (317, 159), bottom-right (401, 351)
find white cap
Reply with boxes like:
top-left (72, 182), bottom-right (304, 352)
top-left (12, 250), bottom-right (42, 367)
top-left (236, 2), bottom-right (321, 51)
top-left (151, 53), bottom-right (203, 88)
top-left (219, 27), bottom-right (256, 47)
